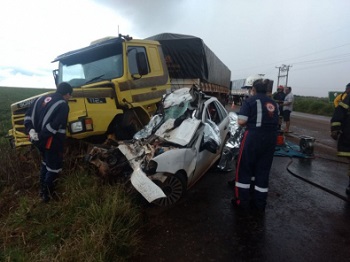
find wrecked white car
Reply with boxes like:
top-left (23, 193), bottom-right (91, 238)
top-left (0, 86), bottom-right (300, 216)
top-left (86, 87), bottom-right (230, 206)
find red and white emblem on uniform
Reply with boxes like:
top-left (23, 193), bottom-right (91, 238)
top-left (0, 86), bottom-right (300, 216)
top-left (266, 102), bottom-right (275, 112)
top-left (44, 97), bottom-right (52, 103)
top-left (266, 102), bottom-right (276, 117)
top-left (43, 96), bottom-right (52, 106)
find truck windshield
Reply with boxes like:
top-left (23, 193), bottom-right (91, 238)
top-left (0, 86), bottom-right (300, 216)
top-left (57, 45), bottom-right (123, 88)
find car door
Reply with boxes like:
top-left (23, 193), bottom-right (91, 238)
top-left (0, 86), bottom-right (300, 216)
top-left (190, 99), bottom-right (228, 186)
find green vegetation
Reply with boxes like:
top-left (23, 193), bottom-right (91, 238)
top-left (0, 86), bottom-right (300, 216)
top-left (0, 86), bottom-right (335, 260)
top-left (0, 86), bottom-right (143, 261)
top-left (293, 95), bottom-right (334, 117)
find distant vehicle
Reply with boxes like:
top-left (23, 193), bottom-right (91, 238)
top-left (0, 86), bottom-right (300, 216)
top-left (230, 74), bottom-right (274, 105)
top-left (8, 33), bottom-right (231, 149)
top-left (86, 87), bottom-right (230, 207)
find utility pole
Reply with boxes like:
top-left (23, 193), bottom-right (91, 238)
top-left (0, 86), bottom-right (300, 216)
top-left (276, 64), bottom-right (292, 87)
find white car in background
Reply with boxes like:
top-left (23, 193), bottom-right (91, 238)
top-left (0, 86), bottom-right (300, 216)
top-left (87, 87), bottom-right (230, 206)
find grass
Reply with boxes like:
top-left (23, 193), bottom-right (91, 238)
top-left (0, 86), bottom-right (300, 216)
top-left (0, 86), bottom-right (144, 261)
top-left (0, 86), bottom-right (336, 260)
top-left (0, 141), bottom-right (143, 261)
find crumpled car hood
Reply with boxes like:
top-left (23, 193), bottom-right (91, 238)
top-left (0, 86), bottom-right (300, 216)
top-left (87, 87), bottom-right (224, 203)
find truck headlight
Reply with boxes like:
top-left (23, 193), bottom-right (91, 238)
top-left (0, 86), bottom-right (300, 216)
top-left (70, 121), bottom-right (83, 133)
top-left (69, 118), bottom-right (93, 134)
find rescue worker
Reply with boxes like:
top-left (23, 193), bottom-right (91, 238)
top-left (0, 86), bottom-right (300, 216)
top-left (24, 82), bottom-right (72, 202)
top-left (333, 83), bottom-right (350, 107)
top-left (330, 94), bottom-right (350, 194)
top-left (232, 79), bottom-right (279, 213)
top-left (273, 85), bottom-right (286, 129)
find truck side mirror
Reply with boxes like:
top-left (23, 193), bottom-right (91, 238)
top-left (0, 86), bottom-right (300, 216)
top-left (136, 52), bottom-right (149, 75)
top-left (52, 69), bottom-right (59, 85)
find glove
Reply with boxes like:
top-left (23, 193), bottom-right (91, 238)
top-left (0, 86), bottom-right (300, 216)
top-left (331, 130), bottom-right (340, 141)
top-left (29, 129), bottom-right (39, 142)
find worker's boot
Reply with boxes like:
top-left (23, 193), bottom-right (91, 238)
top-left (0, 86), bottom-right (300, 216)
top-left (346, 177), bottom-right (350, 195)
top-left (39, 183), bottom-right (50, 203)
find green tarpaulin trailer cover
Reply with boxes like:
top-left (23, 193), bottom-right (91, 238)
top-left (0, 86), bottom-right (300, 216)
top-left (146, 33), bottom-right (231, 89)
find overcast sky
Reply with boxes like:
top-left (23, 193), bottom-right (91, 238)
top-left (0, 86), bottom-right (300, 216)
top-left (1, 0), bottom-right (349, 97)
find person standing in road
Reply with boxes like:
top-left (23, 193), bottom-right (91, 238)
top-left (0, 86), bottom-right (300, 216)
top-left (282, 86), bottom-right (294, 133)
top-left (330, 94), bottom-right (350, 195)
top-left (24, 82), bottom-right (72, 202)
top-left (273, 85), bottom-right (286, 129)
top-left (232, 79), bottom-right (279, 213)
top-left (333, 83), bottom-right (350, 107)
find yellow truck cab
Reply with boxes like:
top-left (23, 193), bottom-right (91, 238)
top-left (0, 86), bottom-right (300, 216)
top-left (8, 34), bottom-right (170, 147)
top-left (8, 33), bottom-right (231, 148)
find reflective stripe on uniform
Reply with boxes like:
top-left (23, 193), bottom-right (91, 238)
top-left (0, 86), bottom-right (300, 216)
top-left (58, 128), bottom-right (66, 134)
top-left (255, 185), bottom-right (268, 193)
top-left (31, 97), bottom-right (41, 127)
top-left (337, 152), bottom-right (350, 157)
top-left (41, 100), bottom-right (66, 129)
top-left (235, 182), bottom-right (250, 189)
top-left (331, 122), bottom-right (341, 127)
top-left (256, 99), bottom-right (262, 127)
top-left (24, 116), bottom-right (32, 122)
top-left (339, 101), bottom-right (349, 109)
top-left (46, 123), bottom-right (57, 134)
top-left (46, 166), bottom-right (62, 173)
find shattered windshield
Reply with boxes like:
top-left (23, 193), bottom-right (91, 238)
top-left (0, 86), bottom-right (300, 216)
top-left (164, 101), bottom-right (190, 121)
top-left (57, 44), bottom-right (123, 87)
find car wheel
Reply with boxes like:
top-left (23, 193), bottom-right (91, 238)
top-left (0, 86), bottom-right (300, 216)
top-left (152, 172), bottom-right (187, 207)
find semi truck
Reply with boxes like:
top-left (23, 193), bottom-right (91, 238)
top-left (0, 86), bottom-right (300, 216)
top-left (7, 33), bottom-right (231, 148)
top-left (230, 74), bottom-right (273, 105)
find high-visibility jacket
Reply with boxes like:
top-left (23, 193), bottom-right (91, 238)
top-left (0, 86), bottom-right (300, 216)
top-left (334, 92), bottom-right (348, 107)
top-left (24, 92), bottom-right (69, 152)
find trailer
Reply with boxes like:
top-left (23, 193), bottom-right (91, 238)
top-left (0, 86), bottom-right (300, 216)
top-left (146, 33), bottom-right (231, 105)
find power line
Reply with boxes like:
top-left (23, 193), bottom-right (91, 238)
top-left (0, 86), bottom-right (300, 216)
top-left (232, 43), bottom-right (350, 73)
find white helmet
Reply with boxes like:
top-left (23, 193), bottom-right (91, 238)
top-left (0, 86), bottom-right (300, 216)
top-left (244, 74), bottom-right (265, 88)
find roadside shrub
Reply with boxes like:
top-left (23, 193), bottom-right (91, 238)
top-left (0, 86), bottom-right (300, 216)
top-left (294, 96), bottom-right (334, 116)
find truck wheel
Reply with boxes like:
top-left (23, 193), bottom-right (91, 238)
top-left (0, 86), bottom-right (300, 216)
top-left (111, 110), bottom-right (147, 140)
top-left (122, 110), bottom-right (148, 139)
top-left (152, 172), bottom-right (187, 207)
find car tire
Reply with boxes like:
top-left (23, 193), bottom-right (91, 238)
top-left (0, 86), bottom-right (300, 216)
top-left (152, 172), bottom-right (187, 207)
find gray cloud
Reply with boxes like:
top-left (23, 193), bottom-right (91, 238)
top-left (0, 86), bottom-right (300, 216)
top-left (94, 0), bottom-right (350, 96)
top-left (3, 0), bottom-right (350, 96)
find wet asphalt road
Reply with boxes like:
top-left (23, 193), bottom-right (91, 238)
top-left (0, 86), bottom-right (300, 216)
top-left (138, 110), bottom-right (350, 262)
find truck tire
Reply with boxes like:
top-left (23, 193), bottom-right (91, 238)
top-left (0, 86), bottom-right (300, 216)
top-left (110, 109), bottom-right (150, 140)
